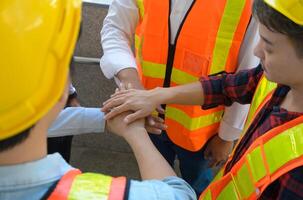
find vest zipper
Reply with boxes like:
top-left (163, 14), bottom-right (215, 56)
top-left (159, 0), bottom-right (196, 120)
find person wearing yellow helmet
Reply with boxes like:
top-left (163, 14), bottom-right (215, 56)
top-left (0, 1), bottom-right (196, 200)
top-left (102, 0), bottom-right (303, 199)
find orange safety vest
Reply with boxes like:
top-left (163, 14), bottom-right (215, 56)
top-left (135, 0), bottom-right (252, 151)
top-left (48, 169), bottom-right (127, 200)
top-left (199, 76), bottom-right (303, 199)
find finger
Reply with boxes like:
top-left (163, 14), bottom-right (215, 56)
top-left (111, 90), bottom-right (126, 98)
top-left (104, 104), bottom-right (129, 120)
top-left (124, 110), bottom-right (145, 124)
top-left (119, 83), bottom-right (126, 91)
top-left (102, 98), bottom-right (125, 113)
top-left (152, 122), bottom-right (168, 130)
top-left (103, 96), bottom-right (117, 106)
top-left (102, 95), bottom-right (127, 108)
top-left (151, 115), bottom-right (164, 123)
top-left (110, 89), bottom-right (131, 98)
top-left (147, 116), bottom-right (156, 126)
top-left (146, 126), bottom-right (162, 135)
top-left (156, 106), bottom-right (165, 114)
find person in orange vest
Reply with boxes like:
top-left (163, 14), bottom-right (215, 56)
top-left (102, 0), bottom-right (303, 199)
top-left (0, 1), bottom-right (197, 199)
top-left (100, 0), bottom-right (259, 194)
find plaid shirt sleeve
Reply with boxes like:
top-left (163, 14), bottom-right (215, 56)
top-left (200, 65), bottom-right (263, 109)
top-left (261, 167), bottom-right (303, 200)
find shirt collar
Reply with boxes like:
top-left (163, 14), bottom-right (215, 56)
top-left (0, 153), bottom-right (73, 189)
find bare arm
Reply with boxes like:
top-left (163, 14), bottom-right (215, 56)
top-left (102, 81), bottom-right (204, 123)
top-left (125, 127), bottom-right (176, 179)
top-left (116, 68), bottom-right (144, 89)
top-left (106, 113), bottom-right (175, 180)
top-left (154, 82), bottom-right (204, 105)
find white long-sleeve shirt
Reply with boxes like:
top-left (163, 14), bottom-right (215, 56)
top-left (100, 0), bottom-right (260, 141)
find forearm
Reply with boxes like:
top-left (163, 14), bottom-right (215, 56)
top-left (153, 82), bottom-right (204, 106)
top-left (125, 128), bottom-right (176, 180)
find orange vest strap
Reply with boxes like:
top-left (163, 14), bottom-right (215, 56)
top-left (200, 116), bottom-right (303, 200)
top-left (48, 169), bottom-right (81, 200)
top-left (109, 177), bottom-right (127, 200)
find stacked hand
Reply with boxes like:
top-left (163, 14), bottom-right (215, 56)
top-left (103, 84), bottom-right (167, 135)
top-left (106, 111), bottom-right (145, 138)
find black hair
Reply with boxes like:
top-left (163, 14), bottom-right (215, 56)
top-left (0, 127), bottom-right (32, 152)
top-left (253, 0), bottom-right (303, 57)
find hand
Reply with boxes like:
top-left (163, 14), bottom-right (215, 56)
top-left (106, 111), bottom-right (145, 139)
top-left (115, 79), bottom-right (166, 134)
top-left (204, 135), bottom-right (234, 168)
top-left (102, 88), bottom-right (162, 124)
top-left (145, 115), bottom-right (167, 135)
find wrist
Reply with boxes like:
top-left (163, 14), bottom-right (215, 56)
top-left (148, 87), bottom-right (163, 106)
top-left (117, 68), bottom-right (143, 89)
top-left (124, 127), bottom-right (148, 143)
top-left (150, 87), bottom-right (175, 105)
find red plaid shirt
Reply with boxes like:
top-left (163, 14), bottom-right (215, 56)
top-left (200, 65), bottom-right (303, 200)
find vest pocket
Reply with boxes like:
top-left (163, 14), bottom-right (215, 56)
top-left (181, 49), bottom-right (211, 77)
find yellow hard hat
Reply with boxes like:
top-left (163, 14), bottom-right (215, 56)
top-left (0, 0), bottom-right (81, 140)
top-left (264, 0), bottom-right (303, 25)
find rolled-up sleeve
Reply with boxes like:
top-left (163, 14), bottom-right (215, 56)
top-left (217, 19), bottom-right (260, 141)
top-left (218, 105), bottom-right (248, 141)
top-left (100, 0), bottom-right (139, 79)
top-left (200, 65), bottom-right (264, 109)
top-left (200, 66), bottom-right (263, 141)
top-left (128, 177), bottom-right (196, 200)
